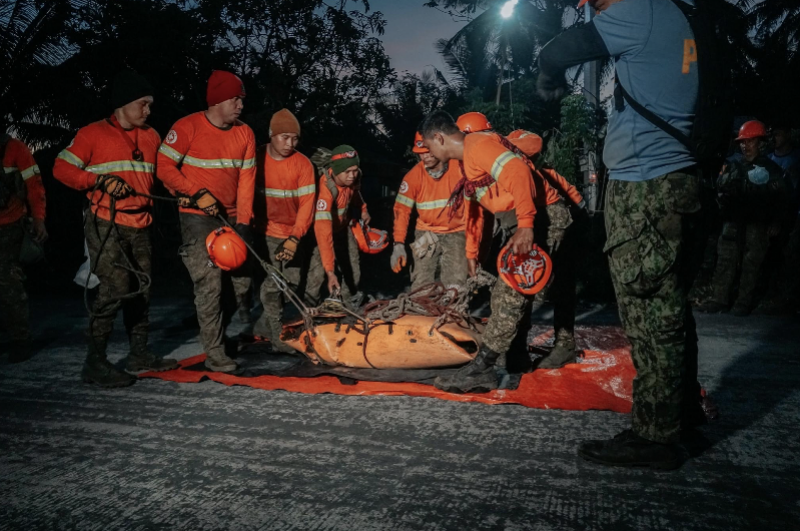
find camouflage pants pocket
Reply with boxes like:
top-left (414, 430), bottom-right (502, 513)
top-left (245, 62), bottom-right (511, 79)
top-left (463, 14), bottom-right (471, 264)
top-left (606, 216), bottom-right (677, 298)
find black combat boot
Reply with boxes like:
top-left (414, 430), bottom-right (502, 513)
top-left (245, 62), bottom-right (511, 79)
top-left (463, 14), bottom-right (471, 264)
top-left (537, 338), bottom-right (578, 369)
top-left (125, 334), bottom-right (178, 372)
top-left (265, 314), bottom-right (295, 354)
top-left (204, 349), bottom-right (238, 373)
top-left (434, 344), bottom-right (501, 394)
top-left (82, 336), bottom-right (136, 388)
top-left (578, 429), bottom-right (682, 470)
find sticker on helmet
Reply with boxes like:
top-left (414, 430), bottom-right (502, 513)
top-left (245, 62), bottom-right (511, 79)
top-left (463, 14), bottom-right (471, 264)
top-left (165, 130), bottom-right (178, 144)
top-left (317, 199), bottom-right (328, 211)
top-left (399, 181), bottom-right (409, 194)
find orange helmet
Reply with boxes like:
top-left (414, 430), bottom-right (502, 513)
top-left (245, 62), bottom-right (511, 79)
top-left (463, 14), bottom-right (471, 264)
top-left (351, 221), bottom-right (389, 254)
top-left (206, 226), bottom-right (248, 271)
top-left (457, 112), bottom-right (492, 134)
top-left (736, 120), bottom-right (768, 141)
top-left (412, 132), bottom-right (429, 154)
top-left (497, 243), bottom-right (553, 296)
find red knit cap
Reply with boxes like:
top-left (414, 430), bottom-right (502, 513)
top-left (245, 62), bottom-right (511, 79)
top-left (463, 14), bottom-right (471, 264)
top-left (206, 70), bottom-right (246, 107)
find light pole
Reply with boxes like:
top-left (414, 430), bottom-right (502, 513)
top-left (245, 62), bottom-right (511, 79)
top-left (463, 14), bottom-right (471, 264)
top-left (582, 3), bottom-right (600, 213)
top-left (496, 0), bottom-right (519, 105)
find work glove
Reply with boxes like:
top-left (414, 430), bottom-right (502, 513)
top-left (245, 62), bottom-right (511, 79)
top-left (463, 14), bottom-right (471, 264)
top-left (467, 258), bottom-right (478, 278)
top-left (390, 243), bottom-right (407, 273)
top-left (176, 194), bottom-right (191, 208)
top-left (234, 223), bottom-right (254, 247)
top-left (191, 188), bottom-right (219, 217)
top-left (31, 218), bottom-right (48, 243)
top-left (326, 271), bottom-right (341, 296)
top-left (99, 174), bottom-right (133, 199)
top-left (536, 70), bottom-right (567, 102)
top-left (275, 236), bottom-right (300, 262)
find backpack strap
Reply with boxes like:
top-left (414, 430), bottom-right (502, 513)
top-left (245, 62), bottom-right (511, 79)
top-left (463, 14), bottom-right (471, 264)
top-left (616, 81), bottom-right (695, 153)
top-left (613, 0), bottom-right (697, 154)
top-left (323, 171), bottom-right (339, 205)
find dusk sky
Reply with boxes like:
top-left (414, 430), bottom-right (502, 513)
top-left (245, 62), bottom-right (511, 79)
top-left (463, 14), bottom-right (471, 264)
top-left (367, 1), bottom-right (470, 77)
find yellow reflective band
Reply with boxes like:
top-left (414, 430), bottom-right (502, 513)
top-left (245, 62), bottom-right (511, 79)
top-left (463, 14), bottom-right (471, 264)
top-left (20, 165), bottom-right (40, 180)
top-left (57, 149), bottom-right (86, 170)
top-left (158, 144), bottom-right (184, 163)
top-left (85, 160), bottom-right (154, 175)
top-left (417, 199), bottom-right (449, 210)
top-left (337, 207), bottom-right (347, 216)
top-left (491, 151), bottom-right (517, 182)
top-left (315, 211), bottom-right (332, 221)
top-left (182, 154), bottom-right (245, 169)
top-left (2, 166), bottom-right (17, 174)
top-left (242, 157), bottom-right (256, 170)
top-left (262, 184), bottom-right (316, 198)
top-left (297, 184), bottom-right (316, 196)
top-left (395, 194), bottom-right (415, 208)
top-left (475, 187), bottom-right (489, 202)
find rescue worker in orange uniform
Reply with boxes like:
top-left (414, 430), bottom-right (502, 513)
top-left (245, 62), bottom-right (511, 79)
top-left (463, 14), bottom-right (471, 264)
top-left (306, 145), bottom-right (370, 305)
top-left (420, 110), bottom-right (580, 393)
top-left (157, 70), bottom-right (256, 373)
top-left (391, 132), bottom-right (482, 290)
top-left (252, 109), bottom-right (316, 352)
top-left (456, 112), bottom-right (587, 373)
top-left (54, 70), bottom-right (177, 387)
top-left (1, 133), bottom-right (46, 363)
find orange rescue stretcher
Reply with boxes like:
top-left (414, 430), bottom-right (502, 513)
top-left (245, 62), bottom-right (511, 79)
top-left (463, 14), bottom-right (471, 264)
top-left (281, 314), bottom-right (484, 370)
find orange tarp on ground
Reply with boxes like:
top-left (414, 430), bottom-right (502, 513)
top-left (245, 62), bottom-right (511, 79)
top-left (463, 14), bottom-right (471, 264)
top-left (141, 325), bottom-right (635, 413)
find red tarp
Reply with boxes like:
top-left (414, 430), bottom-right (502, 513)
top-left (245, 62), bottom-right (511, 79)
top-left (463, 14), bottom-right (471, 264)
top-left (141, 325), bottom-right (635, 413)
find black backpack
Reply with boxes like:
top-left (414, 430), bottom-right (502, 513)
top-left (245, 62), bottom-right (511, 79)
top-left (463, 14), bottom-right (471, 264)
top-left (616, 0), bottom-right (734, 171)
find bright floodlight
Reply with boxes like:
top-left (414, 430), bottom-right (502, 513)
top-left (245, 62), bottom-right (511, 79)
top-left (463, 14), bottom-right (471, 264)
top-left (500, 0), bottom-right (519, 19)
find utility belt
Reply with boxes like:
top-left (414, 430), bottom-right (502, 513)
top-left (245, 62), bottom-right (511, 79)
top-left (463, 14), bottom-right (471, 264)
top-left (89, 202), bottom-right (152, 217)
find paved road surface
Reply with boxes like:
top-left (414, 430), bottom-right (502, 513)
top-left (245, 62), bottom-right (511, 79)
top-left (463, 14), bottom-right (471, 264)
top-left (1, 298), bottom-right (798, 530)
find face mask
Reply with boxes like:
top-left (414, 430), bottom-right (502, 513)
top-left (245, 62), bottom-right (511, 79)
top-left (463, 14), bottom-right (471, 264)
top-left (427, 161), bottom-right (448, 180)
top-left (747, 165), bottom-right (770, 185)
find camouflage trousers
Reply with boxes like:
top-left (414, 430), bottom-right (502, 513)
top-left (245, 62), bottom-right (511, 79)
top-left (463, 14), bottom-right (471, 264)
top-left (604, 170), bottom-right (704, 444)
top-left (410, 230), bottom-right (469, 290)
top-left (253, 234), bottom-right (307, 336)
top-left (85, 212), bottom-right (151, 344)
top-left (179, 214), bottom-right (251, 359)
top-left (306, 229), bottom-right (361, 305)
top-left (482, 201), bottom-right (577, 356)
top-left (710, 221), bottom-right (770, 309)
top-left (0, 219), bottom-right (29, 342)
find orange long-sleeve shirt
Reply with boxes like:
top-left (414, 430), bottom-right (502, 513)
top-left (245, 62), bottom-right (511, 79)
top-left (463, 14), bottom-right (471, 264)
top-left (393, 161), bottom-right (484, 259)
top-left (157, 112), bottom-right (256, 223)
top-left (508, 130), bottom-right (584, 207)
top-left (393, 161), bottom-right (466, 240)
top-left (255, 145), bottom-right (316, 239)
top-left (1, 137), bottom-right (45, 226)
top-left (314, 173), bottom-right (367, 273)
top-left (463, 132), bottom-right (537, 229)
top-left (53, 119), bottom-right (159, 229)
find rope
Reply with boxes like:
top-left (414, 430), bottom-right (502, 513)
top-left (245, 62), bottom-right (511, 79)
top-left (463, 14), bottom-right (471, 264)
top-left (84, 182), bottom-right (154, 356)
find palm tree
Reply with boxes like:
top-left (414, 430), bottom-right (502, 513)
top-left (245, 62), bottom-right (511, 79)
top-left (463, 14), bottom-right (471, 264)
top-left (0, 0), bottom-right (82, 147)
top-left (431, 0), bottom-right (577, 102)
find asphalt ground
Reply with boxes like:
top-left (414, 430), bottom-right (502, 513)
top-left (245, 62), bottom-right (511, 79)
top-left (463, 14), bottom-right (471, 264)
top-left (1, 297), bottom-right (799, 530)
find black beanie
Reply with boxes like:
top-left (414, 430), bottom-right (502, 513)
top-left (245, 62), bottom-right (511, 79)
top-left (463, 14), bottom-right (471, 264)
top-left (110, 70), bottom-right (153, 110)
